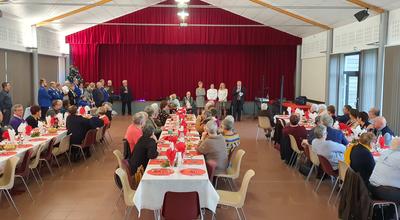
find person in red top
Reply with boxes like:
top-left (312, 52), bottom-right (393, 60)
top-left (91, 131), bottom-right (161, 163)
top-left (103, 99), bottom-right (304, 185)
top-left (282, 114), bottom-right (307, 164)
top-left (97, 106), bottom-right (110, 126)
top-left (124, 111), bottom-right (147, 153)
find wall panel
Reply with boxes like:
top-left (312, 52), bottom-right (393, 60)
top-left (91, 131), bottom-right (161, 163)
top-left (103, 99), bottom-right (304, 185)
top-left (301, 56), bottom-right (327, 102)
top-left (39, 55), bottom-right (59, 82)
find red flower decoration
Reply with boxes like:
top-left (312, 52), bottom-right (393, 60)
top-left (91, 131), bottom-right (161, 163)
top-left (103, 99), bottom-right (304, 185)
top-left (79, 107), bottom-right (86, 115)
top-left (25, 125), bottom-right (33, 136)
top-left (2, 130), bottom-right (10, 141)
top-left (166, 148), bottom-right (177, 167)
top-left (50, 117), bottom-right (57, 127)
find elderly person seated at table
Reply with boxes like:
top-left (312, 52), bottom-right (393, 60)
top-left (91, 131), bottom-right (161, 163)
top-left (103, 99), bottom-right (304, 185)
top-left (97, 106), bottom-right (110, 127)
top-left (369, 137), bottom-right (400, 218)
top-left (151, 103), bottom-right (162, 127)
top-left (124, 112), bottom-right (147, 153)
top-left (346, 108), bottom-right (359, 129)
top-left (9, 104), bottom-right (25, 133)
top-left (327, 105), bottom-right (337, 122)
top-left (102, 102), bottom-right (113, 121)
top-left (197, 120), bottom-right (228, 173)
top-left (309, 104), bottom-right (318, 114)
top-left (357, 111), bottom-right (370, 130)
top-left (129, 124), bottom-right (159, 174)
top-left (346, 132), bottom-right (376, 185)
top-left (25, 105), bottom-right (41, 128)
top-left (196, 110), bottom-right (212, 134)
top-left (306, 116), bottom-right (321, 144)
top-left (221, 117), bottom-right (240, 158)
top-left (144, 105), bottom-right (162, 139)
top-left (373, 116), bottom-right (394, 146)
top-left (157, 100), bottom-right (170, 126)
top-left (320, 114), bottom-right (348, 146)
top-left (318, 104), bottom-right (327, 116)
top-left (337, 105), bottom-right (352, 124)
top-left (169, 93), bottom-right (180, 109)
top-left (283, 114), bottom-right (307, 150)
top-left (46, 100), bottom-right (63, 117)
top-left (183, 91), bottom-right (195, 113)
top-left (311, 125), bottom-right (346, 170)
top-left (368, 107), bottom-right (380, 126)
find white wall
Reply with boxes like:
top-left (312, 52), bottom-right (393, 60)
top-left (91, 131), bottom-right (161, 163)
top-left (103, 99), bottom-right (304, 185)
top-left (388, 8), bottom-right (400, 46)
top-left (301, 31), bottom-right (327, 102)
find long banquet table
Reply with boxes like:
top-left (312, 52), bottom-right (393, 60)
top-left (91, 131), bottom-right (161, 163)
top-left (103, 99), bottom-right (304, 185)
top-left (0, 128), bottom-right (68, 172)
top-left (133, 114), bottom-right (219, 217)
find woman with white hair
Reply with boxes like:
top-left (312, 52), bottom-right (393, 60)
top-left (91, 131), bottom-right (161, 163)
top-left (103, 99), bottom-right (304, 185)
top-left (318, 104), bottom-right (327, 115)
top-left (221, 117), bottom-right (240, 158)
top-left (124, 112), bottom-right (147, 153)
top-left (369, 137), bottom-right (400, 217)
top-left (197, 120), bottom-right (228, 172)
top-left (144, 105), bottom-right (162, 139)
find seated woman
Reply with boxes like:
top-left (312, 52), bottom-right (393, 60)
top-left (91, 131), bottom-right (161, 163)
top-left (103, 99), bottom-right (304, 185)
top-left (157, 100), bottom-right (170, 126)
top-left (311, 125), bottom-right (346, 170)
top-left (25, 105), bottom-right (41, 128)
top-left (369, 137), bottom-right (400, 217)
top-left (221, 117), bottom-right (240, 158)
top-left (195, 110), bottom-right (212, 134)
top-left (197, 120), bottom-right (228, 173)
top-left (97, 106), bottom-right (110, 126)
top-left (169, 93), bottom-right (180, 109)
top-left (124, 112), bottom-right (147, 153)
top-left (144, 105), bottom-right (162, 139)
top-left (357, 111), bottom-right (371, 130)
top-left (102, 102), bottom-right (113, 121)
top-left (346, 108), bottom-right (359, 129)
top-left (9, 104), bottom-right (25, 133)
top-left (129, 124), bottom-right (159, 174)
top-left (46, 100), bottom-right (63, 117)
top-left (348, 132), bottom-right (376, 185)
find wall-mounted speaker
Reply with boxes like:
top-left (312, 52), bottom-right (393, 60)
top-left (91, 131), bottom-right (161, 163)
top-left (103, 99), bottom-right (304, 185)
top-left (354, 9), bottom-right (369, 22)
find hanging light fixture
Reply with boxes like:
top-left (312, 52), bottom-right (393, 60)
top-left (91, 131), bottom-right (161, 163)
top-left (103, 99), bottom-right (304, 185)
top-left (177, 10), bottom-right (189, 20)
top-left (175, 0), bottom-right (190, 3)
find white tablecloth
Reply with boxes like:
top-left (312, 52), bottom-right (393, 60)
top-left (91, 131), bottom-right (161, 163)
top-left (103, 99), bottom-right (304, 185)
top-left (0, 130), bottom-right (67, 172)
top-left (133, 116), bottom-right (219, 216)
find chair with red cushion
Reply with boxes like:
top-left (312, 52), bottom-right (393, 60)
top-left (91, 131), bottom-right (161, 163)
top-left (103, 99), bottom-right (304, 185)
top-left (206, 160), bottom-right (217, 184)
top-left (315, 155), bottom-right (338, 194)
top-left (161, 191), bottom-right (202, 220)
top-left (71, 129), bottom-right (97, 161)
top-left (15, 150), bottom-right (34, 201)
top-left (39, 138), bottom-right (57, 176)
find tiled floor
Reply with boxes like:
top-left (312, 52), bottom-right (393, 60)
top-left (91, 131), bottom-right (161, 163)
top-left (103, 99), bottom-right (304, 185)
top-left (0, 116), bottom-right (338, 220)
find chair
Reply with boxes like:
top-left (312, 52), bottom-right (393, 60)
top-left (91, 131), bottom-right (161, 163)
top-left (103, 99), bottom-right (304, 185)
top-left (0, 157), bottom-right (21, 215)
top-left (29, 144), bottom-right (46, 186)
top-left (105, 123), bottom-right (113, 144)
top-left (215, 149), bottom-right (246, 190)
top-left (315, 155), bottom-right (338, 194)
top-left (52, 134), bottom-right (72, 168)
top-left (15, 150), bottom-right (34, 201)
top-left (256, 116), bottom-right (272, 141)
top-left (306, 145), bottom-right (320, 182)
top-left (113, 149), bottom-right (124, 169)
top-left (206, 160), bottom-right (217, 183)
top-left (334, 160), bottom-right (350, 204)
top-left (288, 135), bottom-right (303, 168)
top-left (115, 168), bottom-right (136, 220)
top-left (71, 129), bottom-right (97, 161)
top-left (122, 139), bottom-right (131, 160)
top-left (161, 191), bottom-right (202, 220)
top-left (214, 169), bottom-right (255, 220)
top-left (39, 138), bottom-right (57, 176)
top-left (95, 126), bottom-right (106, 154)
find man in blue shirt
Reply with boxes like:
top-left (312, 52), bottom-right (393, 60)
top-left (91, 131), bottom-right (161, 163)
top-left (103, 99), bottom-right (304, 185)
top-left (48, 81), bottom-right (60, 101)
top-left (38, 79), bottom-right (52, 119)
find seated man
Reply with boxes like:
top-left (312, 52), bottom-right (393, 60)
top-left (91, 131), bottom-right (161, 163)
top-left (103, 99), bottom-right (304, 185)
top-left (9, 104), bottom-right (25, 133)
top-left (281, 114), bottom-right (307, 164)
top-left (336, 105), bottom-right (352, 124)
top-left (197, 120), bottom-right (228, 173)
top-left (311, 125), bottom-right (346, 170)
top-left (373, 116), bottom-right (394, 146)
top-left (320, 114), bottom-right (349, 146)
top-left (221, 117), bottom-right (240, 158)
top-left (129, 124), bottom-right (158, 174)
top-left (46, 100), bottom-right (63, 117)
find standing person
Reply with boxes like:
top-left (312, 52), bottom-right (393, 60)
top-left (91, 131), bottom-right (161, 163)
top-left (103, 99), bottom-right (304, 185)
top-left (38, 79), bottom-right (52, 119)
top-left (0, 82), bottom-right (12, 125)
top-left (218, 82), bottom-right (228, 118)
top-left (100, 81), bottom-right (109, 103)
top-left (196, 81), bottom-right (205, 115)
top-left (48, 81), bottom-right (59, 102)
top-left (105, 80), bottom-right (114, 103)
top-left (73, 79), bottom-right (82, 103)
top-left (67, 82), bottom-right (78, 106)
top-left (232, 81), bottom-right (245, 121)
top-left (84, 82), bottom-right (95, 106)
top-left (93, 82), bottom-right (105, 107)
top-left (56, 82), bottom-right (65, 100)
top-left (183, 91), bottom-right (195, 113)
top-left (207, 83), bottom-right (218, 102)
top-left (120, 80), bottom-right (132, 115)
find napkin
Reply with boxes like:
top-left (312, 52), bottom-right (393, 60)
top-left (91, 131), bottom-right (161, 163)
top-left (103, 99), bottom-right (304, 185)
top-left (63, 112), bottom-right (69, 122)
top-left (50, 117), bottom-right (57, 127)
top-left (56, 113), bottom-right (64, 126)
top-left (8, 129), bottom-right (16, 143)
top-left (309, 112), bottom-right (318, 121)
top-left (78, 107), bottom-right (86, 115)
top-left (287, 107), bottom-right (292, 115)
top-left (84, 106), bottom-right (91, 113)
top-left (304, 111), bottom-right (310, 120)
top-left (46, 116), bottom-right (51, 126)
top-left (163, 135), bottom-right (178, 144)
top-left (2, 130), bottom-right (10, 141)
top-left (166, 148), bottom-right (177, 167)
top-left (378, 136), bottom-right (385, 148)
top-left (25, 125), bottom-right (33, 136)
top-left (38, 121), bottom-right (44, 130)
top-left (175, 142), bottom-right (186, 153)
top-left (338, 123), bottom-right (352, 135)
top-left (352, 125), bottom-right (362, 137)
top-left (333, 121), bottom-right (339, 129)
top-left (17, 122), bottom-right (27, 134)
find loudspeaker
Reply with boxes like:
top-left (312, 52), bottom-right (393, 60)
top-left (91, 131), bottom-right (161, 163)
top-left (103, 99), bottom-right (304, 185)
top-left (354, 9), bottom-right (369, 22)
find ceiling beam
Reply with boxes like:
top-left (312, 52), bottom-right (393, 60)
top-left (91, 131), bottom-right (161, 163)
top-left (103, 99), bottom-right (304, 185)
top-left (249, 0), bottom-right (331, 30)
top-left (35, 0), bottom-right (112, 27)
top-left (346, 0), bottom-right (384, 13)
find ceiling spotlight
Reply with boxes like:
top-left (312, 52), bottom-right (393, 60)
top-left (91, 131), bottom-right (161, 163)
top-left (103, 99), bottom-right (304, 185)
top-left (354, 9), bottom-right (369, 22)
top-left (175, 0), bottom-right (190, 3)
top-left (177, 10), bottom-right (189, 20)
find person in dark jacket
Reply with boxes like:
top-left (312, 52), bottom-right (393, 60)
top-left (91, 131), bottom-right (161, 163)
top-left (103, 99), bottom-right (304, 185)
top-left (105, 80), bottom-right (114, 103)
top-left (320, 114), bottom-right (349, 146)
top-left (66, 105), bottom-right (104, 160)
top-left (93, 82), bottom-right (105, 107)
top-left (120, 80), bottom-right (132, 115)
top-left (46, 100), bottom-right (63, 117)
top-left (357, 111), bottom-right (371, 130)
top-left (349, 132), bottom-right (376, 186)
top-left (231, 81), bottom-right (245, 121)
top-left (48, 81), bottom-right (60, 102)
top-left (336, 105), bottom-right (352, 124)
top-left (73, 79), bottom-right (82, 102)
top-left (9, 104), bottom-right (25, 134)
top-left (25, 105), bottom-right (41, 128)
top-left (373, 116), bottom-right (394, 146)
top-left (38, 79), bottom-right (52, 119)
top-left (129, 124), bottom-right (158, 174)
top-left (0, 82), bottom-right (12, 125)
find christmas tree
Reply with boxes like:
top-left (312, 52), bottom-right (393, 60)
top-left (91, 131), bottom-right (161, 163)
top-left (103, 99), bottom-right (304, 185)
top-left (66, 65), bottom-right (83, 83)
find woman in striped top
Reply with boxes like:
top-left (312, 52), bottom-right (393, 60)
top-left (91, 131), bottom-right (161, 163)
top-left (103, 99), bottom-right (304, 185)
top-left (221, 117), bottom-right (240, 161)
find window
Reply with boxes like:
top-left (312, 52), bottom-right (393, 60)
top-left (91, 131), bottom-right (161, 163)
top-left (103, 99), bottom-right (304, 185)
top-left (341, 53), bottom-right (360, 109)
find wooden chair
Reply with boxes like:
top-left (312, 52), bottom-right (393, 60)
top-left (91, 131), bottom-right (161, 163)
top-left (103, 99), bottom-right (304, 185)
top-left (215, 149), bottom-right (245, 190)
top-left (256, 116), bottom-right (272, 141)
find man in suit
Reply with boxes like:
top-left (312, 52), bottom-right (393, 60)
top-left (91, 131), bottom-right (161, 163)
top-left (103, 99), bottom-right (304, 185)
top-left (232, 81), bottom-right (245, 121)
top-left (0, 82), bottom-right (12, 125)
top-left (120, 80), bottom-right (132, 115)
top-left (92, 82), bottom-right (104, 107)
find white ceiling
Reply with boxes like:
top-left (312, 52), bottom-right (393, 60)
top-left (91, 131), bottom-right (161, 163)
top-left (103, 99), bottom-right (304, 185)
top-left (1, 0), bottom-right (400, 37)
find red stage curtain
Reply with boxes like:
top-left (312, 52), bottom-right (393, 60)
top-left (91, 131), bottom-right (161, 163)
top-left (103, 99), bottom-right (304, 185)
top-left (70, 44), bottom-right (99, 82)
top-left (92, 44), bottom-right (296, 101)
